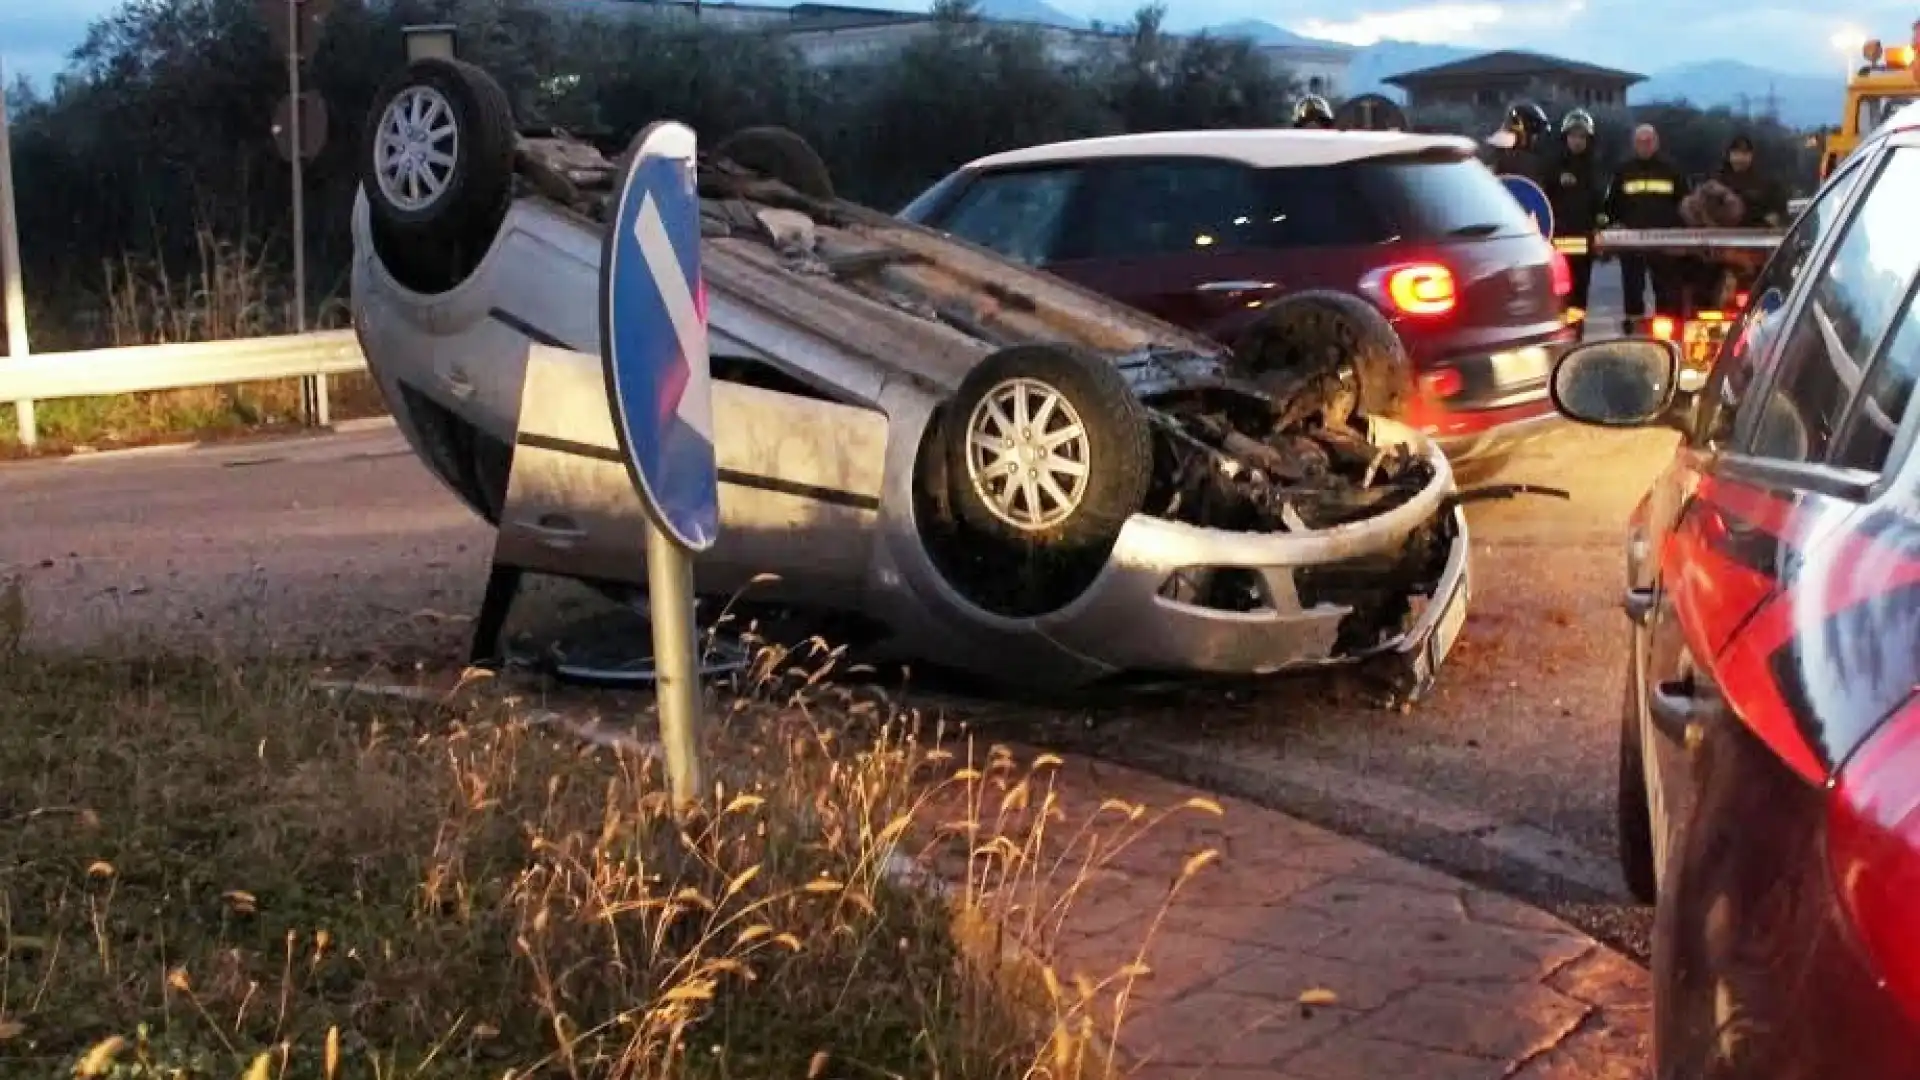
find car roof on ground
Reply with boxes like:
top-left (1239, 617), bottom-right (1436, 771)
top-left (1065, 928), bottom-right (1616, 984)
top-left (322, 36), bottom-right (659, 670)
top-left (964, 129), bottom-right (1479, 172)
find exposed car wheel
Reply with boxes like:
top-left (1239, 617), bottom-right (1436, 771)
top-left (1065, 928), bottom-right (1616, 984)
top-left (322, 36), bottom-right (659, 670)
top-left (1229, 290), bottom-right (1415, 425)
top-left (360, 57), bottom-right (518, 294)
top-left (713, 126), bottom-right (835, 201)
top-left (1618, 652), bottom-right (1661, 904)
top-left (945, 343), bottom-right (1152, 556)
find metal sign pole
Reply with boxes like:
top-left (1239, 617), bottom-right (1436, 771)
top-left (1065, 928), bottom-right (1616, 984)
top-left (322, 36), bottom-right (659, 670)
top-left (0, 60), bottom-right (36, 450)
top-left (599, 120), bottom-right (719, 815)
top-left (646, 521), bottom-right (705, 805)
top-left (285, 0), bottom-right (327, 427)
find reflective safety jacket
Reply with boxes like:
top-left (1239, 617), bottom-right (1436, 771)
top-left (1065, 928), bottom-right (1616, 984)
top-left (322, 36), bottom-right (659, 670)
top-left (1604, 155), bottom-right (1689, 230)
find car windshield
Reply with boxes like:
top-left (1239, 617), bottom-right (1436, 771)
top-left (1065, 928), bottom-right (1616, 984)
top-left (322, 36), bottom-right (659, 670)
top-left (1858, 93), bottom-right (1920, 136)
top-left (1356, 156), bottom-right (1540, 241)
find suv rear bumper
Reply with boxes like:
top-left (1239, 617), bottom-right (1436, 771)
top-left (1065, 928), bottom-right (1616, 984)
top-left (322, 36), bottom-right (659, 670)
top-left (1406, 336), bottom-right (1569, 462)
top-left (1432, 402), bottom-right (1560, 462)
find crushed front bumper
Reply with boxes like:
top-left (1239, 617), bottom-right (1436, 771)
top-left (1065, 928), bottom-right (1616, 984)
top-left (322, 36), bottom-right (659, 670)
top-left (1032, 419), bottom-right (1470, 691)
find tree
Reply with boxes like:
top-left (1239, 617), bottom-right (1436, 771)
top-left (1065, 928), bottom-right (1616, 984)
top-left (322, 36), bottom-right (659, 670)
top-left (6, 0), bottom-right (1827, 348)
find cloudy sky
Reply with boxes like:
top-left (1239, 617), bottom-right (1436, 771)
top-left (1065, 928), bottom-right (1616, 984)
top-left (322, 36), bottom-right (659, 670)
top-left (1, 0), bottom-right (1905, 92)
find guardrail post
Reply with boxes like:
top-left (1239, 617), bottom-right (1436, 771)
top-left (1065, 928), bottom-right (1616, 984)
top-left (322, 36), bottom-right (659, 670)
top-left (0, 60), bottom-right (36, 450)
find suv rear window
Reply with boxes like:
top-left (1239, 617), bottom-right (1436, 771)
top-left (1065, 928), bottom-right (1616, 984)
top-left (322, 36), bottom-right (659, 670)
top-left (1077, 159), bottom-right (1394, 258)
top-left (1356, 156), bottom-right (1539, 241)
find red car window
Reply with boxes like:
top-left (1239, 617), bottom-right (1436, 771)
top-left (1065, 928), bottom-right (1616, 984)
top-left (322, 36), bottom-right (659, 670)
top-left (1758, 149), bottom-right (1920, 467)
top-left (938, 167), bottom-right (1085, 266)
top-left (1698, 155), bottom-right (1873, 451)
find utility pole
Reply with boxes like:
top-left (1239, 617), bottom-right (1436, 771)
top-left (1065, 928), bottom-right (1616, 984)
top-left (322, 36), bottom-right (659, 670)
top-left (0, 59), bottom-right (35, 450)
top-left (285, 0), bottom-right (326, 426)
top-left (263, 0), bottom-right (333, 426)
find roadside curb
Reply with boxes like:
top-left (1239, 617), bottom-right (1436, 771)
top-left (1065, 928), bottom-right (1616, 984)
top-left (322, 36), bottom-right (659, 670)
top-left (58, 441), bottom-right (207, 463)
top-left (18, 416), bottom-right (397, 466)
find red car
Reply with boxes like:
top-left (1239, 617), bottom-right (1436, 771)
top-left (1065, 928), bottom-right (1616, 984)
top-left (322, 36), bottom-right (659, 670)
top-left (898, 129), bottom-right (1574, 470)
top-left (1548, 107), bottom-right (1920, 1078)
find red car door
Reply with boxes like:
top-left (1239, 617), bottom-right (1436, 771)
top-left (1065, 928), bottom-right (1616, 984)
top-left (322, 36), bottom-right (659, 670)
top-left (1627, 148), bottom-right (1878, 894)
top-left (1644, 138), bottom-right (1920, 1080)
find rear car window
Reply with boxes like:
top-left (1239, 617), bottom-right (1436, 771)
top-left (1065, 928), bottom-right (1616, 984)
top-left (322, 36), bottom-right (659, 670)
top-left (1076, 159), bottom-right (1388, 258)
top-left (1355, 156), bottom-right (1539, 240)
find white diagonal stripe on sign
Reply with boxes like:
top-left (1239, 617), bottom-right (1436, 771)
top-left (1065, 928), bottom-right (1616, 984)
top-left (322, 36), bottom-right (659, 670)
top-left (633, 190), bottom-right (713, 441)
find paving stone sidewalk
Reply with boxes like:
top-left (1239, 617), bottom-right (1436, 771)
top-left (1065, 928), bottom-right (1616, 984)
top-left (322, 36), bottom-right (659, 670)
top-left (1022, 754), bottom-right (1652, 1080)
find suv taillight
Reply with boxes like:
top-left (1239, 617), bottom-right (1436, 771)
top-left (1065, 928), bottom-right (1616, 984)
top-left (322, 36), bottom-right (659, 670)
top-left (1361, 263), bottom-right (1456, 316)
top-left (1828, 696), bottom-right (1920, 1025)
top-left (1549, 250), bottom-right (1573, 298)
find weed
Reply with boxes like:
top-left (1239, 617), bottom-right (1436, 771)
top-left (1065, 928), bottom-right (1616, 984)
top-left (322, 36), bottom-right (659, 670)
top-left (0, 640), bottom-right (1214, 1079)
top-left (2, 225), bottom-right (383, 457)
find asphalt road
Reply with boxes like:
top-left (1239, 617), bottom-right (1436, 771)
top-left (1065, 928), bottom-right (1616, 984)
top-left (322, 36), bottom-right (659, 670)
top-left (0, 342), bottom-right (1670, 959)
top-left (1586, 259), bottom-right (1627, 323)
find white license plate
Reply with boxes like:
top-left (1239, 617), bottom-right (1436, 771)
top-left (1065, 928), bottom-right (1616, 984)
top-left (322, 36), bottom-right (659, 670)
top-left (1489, 346), bottom-right (1550, 385)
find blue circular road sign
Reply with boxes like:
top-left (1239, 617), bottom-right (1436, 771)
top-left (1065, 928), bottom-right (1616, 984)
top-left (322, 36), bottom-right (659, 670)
top-left (599, 120), bottom-right (720, 553)
top-left (1499, 174), bottom-right (1555, 238)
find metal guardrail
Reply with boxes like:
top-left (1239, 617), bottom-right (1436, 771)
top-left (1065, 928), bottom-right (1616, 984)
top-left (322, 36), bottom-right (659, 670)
top-left (2, 330), bottom-right (368, 444)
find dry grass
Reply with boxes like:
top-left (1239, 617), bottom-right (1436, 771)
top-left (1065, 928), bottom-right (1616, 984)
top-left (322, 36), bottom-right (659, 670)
top-left (0, 597), bottom-right (1215, 1079)
top-left (2, 227), bottom-right (386, 457)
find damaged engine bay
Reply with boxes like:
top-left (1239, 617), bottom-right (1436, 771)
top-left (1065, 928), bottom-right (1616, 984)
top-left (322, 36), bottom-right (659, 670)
top-left (1124, 348), bottom-right (1436, 533)
top-left (1123, 349), bottom-right (1453, 654)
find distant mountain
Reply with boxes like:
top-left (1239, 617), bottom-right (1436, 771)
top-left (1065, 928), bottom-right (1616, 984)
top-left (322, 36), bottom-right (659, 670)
top-left (1195, 19), bottom-right (1323, 47)
top-left (1343, 41), bottom-right (1480, 97)
top-left (1635, 60), bottom-right (1843, 130)
top-left (970, 0), bottom-right (1086, 27)
top-left (1337, 44), bottom-right (1840, 129)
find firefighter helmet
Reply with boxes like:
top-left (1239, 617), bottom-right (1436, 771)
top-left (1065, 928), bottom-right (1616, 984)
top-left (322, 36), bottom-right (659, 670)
top-left (1560, 108), bottom-right (1596, 137)
top-left (1504, 101), bottom-right (1550, 145)
top-left (1293, 94), bottom-right (1335, 128)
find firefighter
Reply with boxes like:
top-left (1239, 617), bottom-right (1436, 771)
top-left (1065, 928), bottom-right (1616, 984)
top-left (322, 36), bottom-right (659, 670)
top-left (1547, 108), bottom-right (1603, 337)
top-left (1716, 133), bottom-right (1788, 228)
top-left (1485, 101), bottom-right (1551, 187)
top-left (1293, 95), bottom-right (1336, 129)
top-left (1604, 123), bottom-right (1690, 336)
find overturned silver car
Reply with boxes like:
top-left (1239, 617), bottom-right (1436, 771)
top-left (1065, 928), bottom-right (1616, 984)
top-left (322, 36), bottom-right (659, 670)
top-left (350, 58), bottom-right (1472, 697)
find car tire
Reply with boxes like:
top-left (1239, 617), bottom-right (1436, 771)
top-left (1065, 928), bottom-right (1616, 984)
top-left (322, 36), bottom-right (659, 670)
top-left (944, 343), bottom-right (1152, 556)
top-left (713, 126), bottom-right (835, 201)
top-left (1229, 290), bottom-right (1415, 424)
top-left (1618, 652), bottom-right (1661, 904)
top-left (360, 57), bottom-right (518, 294)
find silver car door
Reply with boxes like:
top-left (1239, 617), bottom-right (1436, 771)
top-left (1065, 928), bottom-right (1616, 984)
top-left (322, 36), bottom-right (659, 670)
top-left (495, 344), bottom-right (890, 608)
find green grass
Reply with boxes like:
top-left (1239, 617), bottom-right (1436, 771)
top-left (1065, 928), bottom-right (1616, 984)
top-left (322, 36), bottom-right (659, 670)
top-left (0, 602), bottom-right (1215, 1079)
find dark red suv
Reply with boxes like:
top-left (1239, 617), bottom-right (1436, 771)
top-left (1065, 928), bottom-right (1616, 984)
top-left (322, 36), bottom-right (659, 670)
top-left (898, 129), bottom-right (1574, 468)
